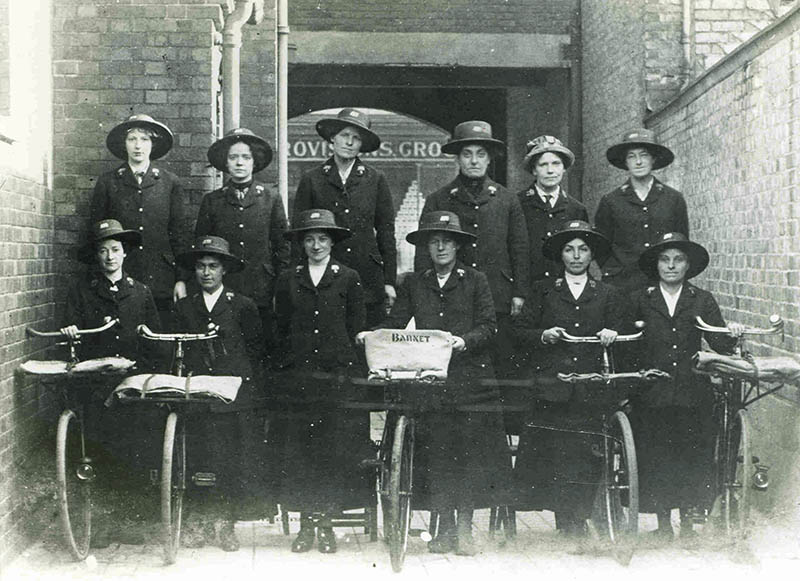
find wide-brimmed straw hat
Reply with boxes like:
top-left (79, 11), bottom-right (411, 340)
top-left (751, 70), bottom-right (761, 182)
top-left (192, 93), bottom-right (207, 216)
top-left (79, 219), bottom-right (142, 263)
top-left (523, 135), bottom-right (575, 171)
top-left (606, 128), bottom-right (675, 171)
top-left (315, 108), bottom-right (381, 153)
top-left (106, 114), bottom-right (174, 161)
top-left (406, 211), bottom-right (476, 247)
top-left (541, 220), bottom-right (611, 262)
top-left (176, 236), bottom-right (245, 273)
top-left (638, 232), bottom-right (709, 280)
top-left (284, 209), bottom-right (352, 243)
top-left (441, 121), bottom-right (506, 156)
top-left (207, 127), bottom-right (273, 173)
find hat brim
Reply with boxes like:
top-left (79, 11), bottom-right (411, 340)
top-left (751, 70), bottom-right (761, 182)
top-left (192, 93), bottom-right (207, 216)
top-left (176, 249), bottom-right (246, 273)
top-left (315, 118), bottom-right (381, 153)
top-left (106, 119), bottom-right (174, 161)
top-left (406, 228), bottom-right (476, 247)
top-left (441, 138), bottom-right (506, 157)
top-left (78, 230), bottom-right (143, 264)
top-left (638, 240), bottom-right (709, 280)
top-left (606, 142), bottom-right (675, 171)
top-left (542, 230), bottom-right (611, 263)
top-left (207, 133), bottom-right (273, 173)
top-left (524, 146), bottom-right (575, 171)
top-left (284, 226), bottom-right (352, 243)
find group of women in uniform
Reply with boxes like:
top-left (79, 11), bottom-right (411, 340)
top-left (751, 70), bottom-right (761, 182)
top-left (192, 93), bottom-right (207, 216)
top-left (62, 108), bottom-right (744, 558)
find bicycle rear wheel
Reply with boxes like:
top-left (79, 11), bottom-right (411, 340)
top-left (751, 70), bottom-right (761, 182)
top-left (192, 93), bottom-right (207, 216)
top-left (56, 409), bottom-right (92, 561)
top-left (385, 415), bottom-right (414, 573)
top-left (604, 411), bottom-right (638, 564)
top-left (161, 412), bottom-right (185, 564)
top-left (723, 408), bottom-right (751, 538)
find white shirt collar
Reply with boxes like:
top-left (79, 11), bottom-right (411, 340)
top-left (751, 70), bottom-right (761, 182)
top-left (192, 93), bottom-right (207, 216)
top-left (564, 272), bottom-right (588, 299)
top-left (659, 283), bottom-right (683, 317)
top-left (534, 184), bottom-right (560, 207)
top-left (202, 285), bottom-right (225, 312)
top-left (337, 159), bottom-right (356, 185)
top-left (308, 256), bottom-right (331, 286)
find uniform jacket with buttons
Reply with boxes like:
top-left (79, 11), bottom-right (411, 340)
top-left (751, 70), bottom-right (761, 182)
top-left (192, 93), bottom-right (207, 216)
top-left (381, 263), bottom-right (497, 392)
top-left (629, 283), bottom-right (736, 408)
top-left (293, 158), bottom-right (397, 305)
top-left (90, 164), bottom-right (191, 301)
top-left (64, 271), bottom-right (161, 370)
top-left (414, 175), bottom-right (530, 312)
top-left (195, 180), bottom-right (290, 307)
top-left (173, 286), bottom-right (264, 413)
top-left (513, 276), bottom-right (629, 401)
top-left (517, 185), bottom-right (588, 285)
top-left (593, 178), bottom-right (688, 288)
top-left (274, 259), bottom-right (366, 372)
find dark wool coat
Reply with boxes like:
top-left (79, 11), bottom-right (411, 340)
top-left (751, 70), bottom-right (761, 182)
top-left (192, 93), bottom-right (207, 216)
top-left (173, 287), bottom-right (271, 517)
top-left (627, 283), bottom-right (737, 512)
top-left (64, 271), bottom-right (161, 371)
top-left (173, 286), bottom-right (264, 414)
top-left (414, 175), bottom-right (530, 312)
top-left (511, 276), bottom-right (630, 516)
top-left (273, 259), bottom-right (371, 513)
top-left (195, 180), bottom-right (290, 307)
top-left (594, 178), bottom-right (689, 294)
top-left (380, 264), bottom-right (511, 509)
top-left (293, 157), bottom-right (397, 306)
top-left (90, 164), bottom-right (191, 301)
top-left (517, 186), bottom-right (589, 286)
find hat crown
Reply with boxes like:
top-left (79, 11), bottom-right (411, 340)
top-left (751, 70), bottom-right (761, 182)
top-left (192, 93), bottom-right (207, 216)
top-left (225, 127), bottom-right (257, 138)
top-left (526, 135), bottom-right (562, 153)
top-left (418, 211), bottom-right (464, 232)
top-left (620, 128), bottom-right (657, 144)
top-left (452, 120), bottom-right (494, 141)
top-left (293, 208), bottom-right (339, 230)
top-left (659, 232), bottom-right (688, 243)
top-left (337, 108), bottom-right (371, 130)
top-left (125, 113), bottom-right (157, 124)
top-left (193, 235), bottom-right (231, 255)
top-left (91, 218), bottom-right (128, 239)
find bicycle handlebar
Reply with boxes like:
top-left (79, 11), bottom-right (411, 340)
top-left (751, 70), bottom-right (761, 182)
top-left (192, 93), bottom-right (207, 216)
top-left (26, 318), bottom-right (119, 339)
top-left (137, 324), bottom-right (219, 342)
top-left (695, 314), bottom-right (783, 336)
top-left (558, 320), bottom-right (646, 344)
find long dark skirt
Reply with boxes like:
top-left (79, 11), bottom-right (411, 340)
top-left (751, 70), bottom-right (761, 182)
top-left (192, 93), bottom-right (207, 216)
top-left (411, 408), bottom-right (511, 510)
top-left (513, 401), bottom-right (604, 518)
top-left (629, 405), bottom-right (715, 513)
top-left (185, 409), bottom-right (277, 521)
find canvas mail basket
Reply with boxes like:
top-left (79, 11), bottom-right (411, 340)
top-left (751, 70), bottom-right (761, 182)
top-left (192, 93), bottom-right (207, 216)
top-left (364, 329), bottom-right (453, 381)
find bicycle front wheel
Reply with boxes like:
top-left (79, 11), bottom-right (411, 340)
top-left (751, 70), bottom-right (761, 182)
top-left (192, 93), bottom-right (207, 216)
top-left (604, 411), bottom-right (638, 563)
top-left (385, 415), bottom-right (414, 573)
top-left (56, 409), bottom-right (92, 561)
top-left (723, 408), bottom-right (751, 538)
top-left (161, 412), bottom-right (185, 564)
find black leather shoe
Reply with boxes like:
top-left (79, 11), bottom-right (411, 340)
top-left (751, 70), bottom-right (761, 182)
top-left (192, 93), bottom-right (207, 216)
top-left (291, 528), bottom-right (315, 553)
top-left (219, 521), bottom-right (240, 552)
top-left (317, 527), bottom-right (337, 554)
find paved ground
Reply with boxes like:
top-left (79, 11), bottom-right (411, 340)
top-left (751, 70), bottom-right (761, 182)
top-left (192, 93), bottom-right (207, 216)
top-left (4, 507), bottom-right (799, 581)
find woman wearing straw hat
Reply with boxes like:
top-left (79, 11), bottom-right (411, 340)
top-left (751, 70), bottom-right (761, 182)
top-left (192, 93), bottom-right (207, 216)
top-left (594, 128), bottom-right (689, 295)
top-left (196, 127), bottom-right (290, 363)
top-left (293, 108), bottom-right (397, 326)
top-left (90, 114), bottom-right (191, 323)
top-left (63, 218), bottom-right (162, 548)
top-left (364, 210), bottom-right (510, 556)
top-left (512, 220), bottom-right (629, 539)
top-left (517, 135), bottom-right (588, 287)
top-left (628, 233), bottom-right (742, 539)
top-left (173, 236), bottom-right (266, 552)
top-left (274, 209), bottom-right (371, 555)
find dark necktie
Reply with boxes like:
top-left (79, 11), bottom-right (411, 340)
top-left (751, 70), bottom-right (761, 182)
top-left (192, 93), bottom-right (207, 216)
top-left (541, 193), bottom-right (552, 207)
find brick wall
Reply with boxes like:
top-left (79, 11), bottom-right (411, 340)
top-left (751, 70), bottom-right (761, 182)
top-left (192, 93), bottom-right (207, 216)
top-left (647, 10), bottom-right (800, 518)
top-left (0, 0), bottom-right (54, 565)
top-left (51, 0), bottom-right (225, 285)
top-left (581, 0), bottom-right (648, 207)
top-left (290, 0), bottom-right (579, 34)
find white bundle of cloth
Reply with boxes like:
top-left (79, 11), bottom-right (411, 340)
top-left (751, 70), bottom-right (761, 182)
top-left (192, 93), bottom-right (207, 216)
top-left (693, 351), bottom-right (800, 385)
top-left (364, 328), bottom-right (453, 381)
